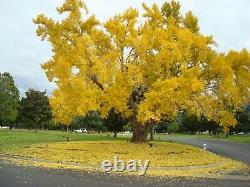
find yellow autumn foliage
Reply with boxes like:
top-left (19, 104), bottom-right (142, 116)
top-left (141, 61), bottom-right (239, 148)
top-left (34, 0), bottom-right (250, 133)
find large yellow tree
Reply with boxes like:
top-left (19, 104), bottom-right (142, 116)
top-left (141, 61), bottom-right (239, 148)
top-left (34, 0), bottom-right (250, 142)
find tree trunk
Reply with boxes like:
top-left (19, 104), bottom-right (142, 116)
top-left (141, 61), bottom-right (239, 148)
top-left (113, 131), bottom-right (117, 138)
top-left (131, 122), bottom-right (150, 143)
top-left (225, 132), bottom-right (229, 138)
top-left (66, 125), bottom-right (69, 133)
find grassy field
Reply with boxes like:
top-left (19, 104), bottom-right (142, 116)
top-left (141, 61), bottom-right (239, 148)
top-left (156, 133), bottom-right (250, 144)
top-left (201, 135), bottom-right (250, 144)
top-left (0, 129), bottom-right (248, 177)
top-left (0, 129), bottom-right (127, 151)
top-left (1, 130), bottom-right (249, 152)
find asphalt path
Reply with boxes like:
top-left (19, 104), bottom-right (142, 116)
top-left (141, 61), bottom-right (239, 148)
top-left (162, 136), bottom-right (250, 164)
top-left (0, 161), bottom-right (250, 187)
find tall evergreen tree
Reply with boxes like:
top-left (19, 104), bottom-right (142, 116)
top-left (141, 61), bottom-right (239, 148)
top-left (18, 89), bottom-right (52, 130)
top-left (0, 72), bottom-right (19, 126)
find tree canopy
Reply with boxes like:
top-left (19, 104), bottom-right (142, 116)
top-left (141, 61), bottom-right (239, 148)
top-left (0, 72), bottom-right (19, 123)
top-left (34, 0), bottom-right (250, 141)
top-left (104, 108), bottom-right (128, 137)
top-left (18, 89), bottom-right (52, 130)
top-left (72, 111), bottom-right (104, 132)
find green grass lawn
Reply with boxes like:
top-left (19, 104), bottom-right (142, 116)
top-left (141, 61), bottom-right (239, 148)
top-left (0, 130), bottom-right (249, 154)
top-left (205, 135), bottom-right (250, 144)
top-left (0, 129), bottom-right (127, 152)
top-left (157, 133), bottom-right (250, 144)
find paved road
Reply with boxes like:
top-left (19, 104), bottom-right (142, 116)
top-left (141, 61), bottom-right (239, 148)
top-left (163, 136), bottom-right (250, 164)
top-left (0, 161), bottom-right (250, 187)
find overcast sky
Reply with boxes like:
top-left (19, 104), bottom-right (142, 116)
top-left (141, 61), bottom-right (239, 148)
top-left (0, 0), bottom-right (250, 97)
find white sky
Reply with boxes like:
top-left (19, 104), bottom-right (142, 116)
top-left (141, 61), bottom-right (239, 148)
top-left (0, 0), bottom-right (250, 96)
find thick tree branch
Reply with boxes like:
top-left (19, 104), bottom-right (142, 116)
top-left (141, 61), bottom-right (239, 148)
top-left (62, 34), bottom-right (76, 46)
top-left (88, 74), bottom-right (104, 91)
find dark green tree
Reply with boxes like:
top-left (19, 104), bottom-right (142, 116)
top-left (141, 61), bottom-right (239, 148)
top-left (72, 111), bottom-right (105, 132)
top-left (179, 112), bottom-right (222, 135)
top-left (154, 121), bottom-right (168, 133)
top-left (0, 72), bottom-right (19, 127)
top-left (104, 108), bottom-right (128, 137)
top-left (234, 105), bottom-right (250, 133)
top-left (18, 89), bottom-right (52, 130)
top-left (167, 121), bottom-right (179, 134)
top-left (179, 113), bottom-right (200, 134)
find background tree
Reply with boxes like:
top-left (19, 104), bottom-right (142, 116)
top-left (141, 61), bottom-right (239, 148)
top-left (72, 111), bottom-right (105, 132)
top-left (167, 121), bottom-right (179, 135)
top-left (103, 108), bottom-right (127, 137)
top-left (18, 89), bottom-right (52, 130)
top-left (0, 72), bottom-right (19, 127)
top-left (234, 105), bottom-right (250, 133)
top-left (201, 117), bottom-right (222, 135)
top-left (34, 0), bottom-right (250, 142)
top-left (179, 112), bottom-right (222, 135)
top-left (154, 121), bottom-right (168, 133)
top-left (180, 113), bottom-right (200, 134)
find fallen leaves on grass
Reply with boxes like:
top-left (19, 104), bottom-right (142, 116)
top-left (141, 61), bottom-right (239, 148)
top-left (3, 141), bottom-right (247, 177)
